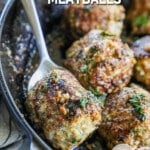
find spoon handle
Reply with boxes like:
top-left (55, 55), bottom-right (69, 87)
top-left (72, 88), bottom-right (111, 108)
top-left (21, 0), bottom-right (55, 65)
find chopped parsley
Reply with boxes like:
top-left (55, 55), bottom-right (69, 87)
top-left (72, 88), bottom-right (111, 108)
top-left (89, 47), bottom-right (98, 55)
top-left (89, 87), bottom-right (106, 101)
top-left (80, 64), bottom-right (88, 73)
top-left (83, 6), bottom-right (92, 12)
top-left (101, 31), bottom-right (115, 37)
top-left (89, 87), bottom-right (100, 96)
top-left (79, 97), bottom-right (89, 108)
top-left (79, 87), bottom-right (107, 108)
top-left (129, 93), bottom-right (146, 121)
top-left (89, 87), bottom-right (107, 107)
top-left (50, 72), bottom-right (57, 79)
top-left (79, 95), bottom-right (99, 108)
top-left (133, 14), bottom-right (149, 27)
top-left (97, 94), bottom-right (107, 108)
top-left (42, 83), bottom-right (48, 90)
top-left (71, 137), bottom-right (77, 143)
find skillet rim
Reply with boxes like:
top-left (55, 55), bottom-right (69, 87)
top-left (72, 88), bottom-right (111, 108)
top-left (0, 0), bottom-right (52, 149)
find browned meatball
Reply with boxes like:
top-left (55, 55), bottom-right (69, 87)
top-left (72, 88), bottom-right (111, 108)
top-left (98, 84), bottom-right (150, 150)
top-left (26, 69), bottom-right (103, 150)
top-left (133, 36), bottom-right (150, 86)
top-left (64, 30), bottom-right (136, 94)
top-left (61, 4), bottom-right (125, 40)
top-left (127, 0), bottom-right (150, 35)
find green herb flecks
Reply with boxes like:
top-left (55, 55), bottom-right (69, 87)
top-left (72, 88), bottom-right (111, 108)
top-left (129, 93), bottom-right (146, 121)
top-left (71, 137), bottom-right (77, 143)
top-left (101, 31), bottom-right (115, 37)
top-left (50, 72), bottom-right (57, 79)
top-left (79, 95), bottom-right (99, 108)
top-left (89, 87), bottom-right (100, 96)
top-left (89, 47), bottom-right (98, 55)
top-left (79, 97), bottom-right (89, 108)
top-left (79, 87), bottom-right (107, 108)
top-left (83, 6), bottom-right (92, 12)
top-left (89, 87), bottom-right (107, 107)
top-left (42, 83), bottom-right (48, 91)
top-left (80, 64), bottom-right (88, 73)
top-left (97, 94), bottom-right (107, 107)
top-left (85, 58), bottom-right (95, 67)
top-left (133, 14), bottom-right (149, 27)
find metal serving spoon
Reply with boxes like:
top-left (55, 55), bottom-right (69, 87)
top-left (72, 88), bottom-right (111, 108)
top-left (21, 0), bottom-right (62, 91)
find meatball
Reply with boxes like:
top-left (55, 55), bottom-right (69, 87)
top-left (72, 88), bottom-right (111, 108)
top-left (98, 85), bottom-right (150, 150)
top-left (127, 0), bottom-right (150, 35)
top-left (133, 36), bottom-right (150, 86)
top-left (26, 69), bottom-right (102, 150)
top-left (64, 30), bottom-right (135, 94)
top-left (61, 4), bottom-right (125, 40)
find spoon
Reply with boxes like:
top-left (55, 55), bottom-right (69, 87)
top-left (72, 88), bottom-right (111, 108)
top-left (21, 0), bottom-right (61, 91)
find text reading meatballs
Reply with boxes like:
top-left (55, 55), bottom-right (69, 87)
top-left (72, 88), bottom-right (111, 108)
top-left (48, 0), bottom-right (121, 5)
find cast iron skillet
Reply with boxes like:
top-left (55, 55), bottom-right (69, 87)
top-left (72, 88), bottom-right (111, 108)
top-left (0, 0), bottom-right (132, 150)
top-left (0, 0), bottom-right (53, 149)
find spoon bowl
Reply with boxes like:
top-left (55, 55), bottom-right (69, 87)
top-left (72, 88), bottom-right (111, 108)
top-left (21, 0), bottom-right (61, 91)
top-left (28, 58), bottom-right (62, 91)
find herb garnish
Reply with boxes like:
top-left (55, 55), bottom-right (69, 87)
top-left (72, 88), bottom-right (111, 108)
top-left (42, 83), bottom-right (48, 90)
top-left (89, 87), bottom-right (107, 107)
top-left (133, 14), bottom-right (149, 27)
top-left (129, 93), bottom-right (146, 121)
top-left (80, 65), bottom-right (88, 73)
top-left (101, 31), bottom-right (115, 37)
top-left (89, 87), bottom-right (100, 96)
top-left (83, 6), bottom-right (92, 12)
top-left (71, 137), bottom-right (77, 143)
top-left (50, 72), bottom-right (57, 79)
top-left (74, 89), bottom-right (106, 109)
top-left (79, 97), bottom-right (89, 108)
top-left (97, 94), bottom-right (107, 107)
top-left (89, 47), bottom-right (98, 55)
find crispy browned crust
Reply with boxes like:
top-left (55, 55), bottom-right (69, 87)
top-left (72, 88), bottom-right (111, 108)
top-left (61, 4), bottom-right (125, 40)
top-left (64, 30), bottom-right (136, 94)
top-left (133, 36), bottom-right (150, 86)
top-left (26, 69), bottom-right (102, 150)
top-left (98, 86), bottom-right (150, 150)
